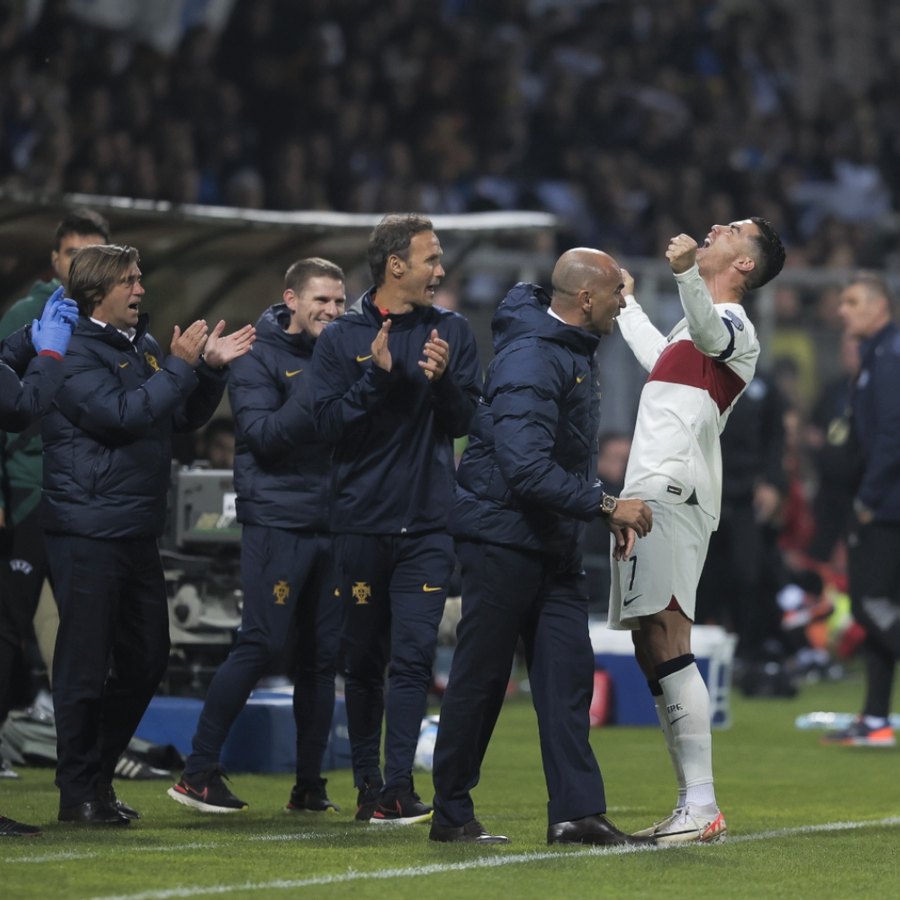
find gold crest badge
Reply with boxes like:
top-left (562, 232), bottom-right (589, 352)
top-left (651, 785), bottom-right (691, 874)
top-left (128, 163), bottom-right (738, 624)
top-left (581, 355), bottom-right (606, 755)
top-left (144, 351), bottom-right (160, 372)
top-left (273, 580), bottom-right (290, 605)
top-left (351, 581), bottom-right (372, 605)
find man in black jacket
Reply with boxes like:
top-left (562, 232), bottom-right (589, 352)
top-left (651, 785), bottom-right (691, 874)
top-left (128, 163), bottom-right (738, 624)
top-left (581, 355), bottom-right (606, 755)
top-left (0, 288), bottom-right (77, 837)
top-left (312, 214), bottom-right (482, 825)
top-left (43, 244), bottom-right (255, 826)
top-left (169, 258), bottom-right (346, 813)
top-left (823, 273), bottom-right (900, 747)
top-left (430, 248), bottom-right (652, 845)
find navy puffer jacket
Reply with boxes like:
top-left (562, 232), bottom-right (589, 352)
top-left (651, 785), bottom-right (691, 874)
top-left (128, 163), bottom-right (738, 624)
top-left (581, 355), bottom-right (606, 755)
top-left (229, 304), bottom-right (329, 530)
top-left (42, 314), bottom-right (226, 538)
top-left (450, 283), bottom-right (606, 557)
top-left (312, 289), bottom-right (482, 535)
top-left (0, 322), bottom-right (65, 432)
top-left (852, 321), bottom-right (900, 522)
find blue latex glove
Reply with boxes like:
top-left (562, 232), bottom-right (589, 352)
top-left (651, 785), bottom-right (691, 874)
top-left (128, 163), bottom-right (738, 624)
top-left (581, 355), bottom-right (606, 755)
top-left (32, 286), bottom-right (79, 356)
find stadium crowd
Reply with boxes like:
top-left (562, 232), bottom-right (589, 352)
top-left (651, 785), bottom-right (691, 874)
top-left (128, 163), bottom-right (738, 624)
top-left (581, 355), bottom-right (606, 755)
top-left (1, 0), bottom-right (899, 271)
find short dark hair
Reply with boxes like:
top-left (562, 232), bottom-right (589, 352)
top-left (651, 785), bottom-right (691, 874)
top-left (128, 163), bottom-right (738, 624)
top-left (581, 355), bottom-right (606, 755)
top-left (68, 244), bottom-right (139, 316)
top-left (55, 208), bottom-right (111, 249)
top-left (367, 213), bottom-right (434, 287)
top-left (284, 257), bottom-right (345, 293)
top-left (745, 217), bottom-right (786, 291)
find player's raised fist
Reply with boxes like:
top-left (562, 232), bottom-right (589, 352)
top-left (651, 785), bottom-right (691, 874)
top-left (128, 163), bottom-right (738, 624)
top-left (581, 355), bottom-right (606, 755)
top-left (666, 234), bottom-right (698, 274)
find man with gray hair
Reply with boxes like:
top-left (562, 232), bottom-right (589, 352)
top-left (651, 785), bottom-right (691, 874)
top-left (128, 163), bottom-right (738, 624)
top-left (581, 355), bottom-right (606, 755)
top-left (43, 244), bottom-right (254, 826)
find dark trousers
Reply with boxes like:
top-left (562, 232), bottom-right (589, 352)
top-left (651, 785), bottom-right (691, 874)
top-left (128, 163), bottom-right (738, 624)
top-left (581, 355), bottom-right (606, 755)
top-left (848, 521), bottom-right (900, 718)
top-left (47, 534), bottom-right (169, 808)
top-left (186, 526), bottom-right (340, 783)
top-left (432, 540), bottom-right (606, 827)
top-left (334, 531), bottom-right (451, 791)
top-left (0, 490), bottom-right (52, 722)
top-left (696, 503), bottom-right (780, 658)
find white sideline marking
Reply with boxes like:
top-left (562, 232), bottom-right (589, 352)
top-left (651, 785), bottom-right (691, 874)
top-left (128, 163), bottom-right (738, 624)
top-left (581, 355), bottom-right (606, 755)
top-left (80, 816), bottom-right (900, 900)
top-left (7, 831), bottom-right (338, 865)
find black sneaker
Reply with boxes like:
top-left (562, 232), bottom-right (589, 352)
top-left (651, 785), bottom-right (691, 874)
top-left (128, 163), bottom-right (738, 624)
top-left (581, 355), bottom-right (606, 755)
top-left (286, 778), bottom-right (340, 813)
top-left (0, 815), bottom-right (42, 837)
top-left (354, 777), bottom-right (384, 822)
top-left (429, 818), bottom-right (510, 844)
top-left (98, 781), bottom-right (141, 820)
top-left (167, 767), bottom-right (248, 813)
top-left (369, 779), bottom-right (432, 825)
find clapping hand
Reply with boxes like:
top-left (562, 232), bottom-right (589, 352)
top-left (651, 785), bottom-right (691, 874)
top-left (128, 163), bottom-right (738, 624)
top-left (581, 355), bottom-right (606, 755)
top-left (201, 320), bottom-right (256, 369)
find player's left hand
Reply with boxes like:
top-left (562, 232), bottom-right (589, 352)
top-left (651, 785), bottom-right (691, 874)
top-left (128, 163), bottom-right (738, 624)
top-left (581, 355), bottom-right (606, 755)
top-left (609, 523), bottom-right (636, 560)
top-left (202, 321), bottom-right (256, 369)
top-left (420, 328), bottom-right (449, 382)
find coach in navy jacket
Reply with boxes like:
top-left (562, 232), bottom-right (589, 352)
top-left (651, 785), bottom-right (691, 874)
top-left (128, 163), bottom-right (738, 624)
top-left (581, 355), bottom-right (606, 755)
top-left (311, 214), bottom-right (481, 823)
top-left (42, 244), bottom-right (254, 826)
top-left (430, 249), bottom-right (652, 846)
top-left (42, 317), bottom-right (228, 538)
top-left (452, 282), bottom-right (609, 558)
top-left (824, 273), bottom-right (900, 747)
top-left (170, 259), bottom-right (345, 815)
top-left (231, 305), bottom-right (331, 531)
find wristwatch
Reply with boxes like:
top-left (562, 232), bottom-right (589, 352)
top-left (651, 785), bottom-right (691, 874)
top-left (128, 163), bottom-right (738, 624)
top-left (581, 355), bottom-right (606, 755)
top-left (600, 493), bottom-right (618, 516)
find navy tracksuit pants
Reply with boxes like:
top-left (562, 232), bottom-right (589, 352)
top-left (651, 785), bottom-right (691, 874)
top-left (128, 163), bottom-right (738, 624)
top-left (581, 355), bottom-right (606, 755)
top-left (185, 526), bottom-right (340, 784)
top-left (334, 531), bottom-right (451, 792)
top-left (47, 533), bottom-right (170, 808)
top-left (432, 540), bottom-right (607, 827)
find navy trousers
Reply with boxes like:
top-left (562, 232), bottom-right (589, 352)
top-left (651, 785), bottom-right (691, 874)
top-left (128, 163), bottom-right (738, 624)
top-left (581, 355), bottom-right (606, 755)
top-left (186, 526), bottom-right (340, 783)
top-left (47, 534), bottom-right (170, 808)
top-left (432, 540), bottom-right (606, 827)
top-left (334, 531), bottom-right (451, 791)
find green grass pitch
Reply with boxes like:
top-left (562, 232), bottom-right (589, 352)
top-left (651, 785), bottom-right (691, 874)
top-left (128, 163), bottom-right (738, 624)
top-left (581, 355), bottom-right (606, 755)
top-left (2, 666), bottom-right (897, 899)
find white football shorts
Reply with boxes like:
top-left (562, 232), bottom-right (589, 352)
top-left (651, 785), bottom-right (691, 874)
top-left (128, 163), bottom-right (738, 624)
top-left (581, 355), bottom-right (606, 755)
top-left (607, 497), bottom-right (714, 631)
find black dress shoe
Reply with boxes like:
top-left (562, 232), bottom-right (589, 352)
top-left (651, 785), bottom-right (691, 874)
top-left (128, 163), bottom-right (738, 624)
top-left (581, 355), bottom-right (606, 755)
top-left (58, 800), bottom-right (130, 826)
top-left (548, 814), bottom-right (653, 846)
top-left (98, 782), bottom-right (141, 820)
top-left (429, 818), bottom-right (510, 844)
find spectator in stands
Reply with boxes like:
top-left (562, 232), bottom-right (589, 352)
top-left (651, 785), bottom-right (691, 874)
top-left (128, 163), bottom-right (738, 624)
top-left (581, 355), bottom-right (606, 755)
top-left (0, 208), bottom-right (110, 777)
top-left (43, 244), bottom-right (254, 826)
top-left (169, 258), bottom-right (345, 815)
top-left (311, 214), bottom-right (481, 825)
top-left (0, 285), bottom-right (79, 836)
top-left (194, 416), bottom-right (236, 470)
top-left (823, 273), bottom-right (900, 748)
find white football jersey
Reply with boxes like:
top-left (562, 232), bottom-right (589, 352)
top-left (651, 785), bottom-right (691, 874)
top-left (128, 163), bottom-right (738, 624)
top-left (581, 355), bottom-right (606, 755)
top-left (618, 265), bottom-right (759, 524)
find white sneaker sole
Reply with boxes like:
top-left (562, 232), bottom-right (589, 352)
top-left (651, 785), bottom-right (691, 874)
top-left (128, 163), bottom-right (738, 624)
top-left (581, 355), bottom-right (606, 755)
top-left (368, 810), bottom-right (433, 825)
top-left (166, 786), bottom-right (247, 814)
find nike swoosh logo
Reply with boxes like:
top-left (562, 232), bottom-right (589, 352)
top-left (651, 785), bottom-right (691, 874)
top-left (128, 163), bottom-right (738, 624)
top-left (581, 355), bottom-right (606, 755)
top-left (622, 593), bottom-right (642, 607)
top-left (119, 362), bottom-right (129, 368)
top-left (285, 369), bottom-right (303, 377)
top-left (576, 374), bottom-right (586, 383)
top-left (356, 354), bottom-right (373, 362)
top-left (422, 584), bottom-right (443, 593)
top-left (669, 714), bottom-right (689, 725)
